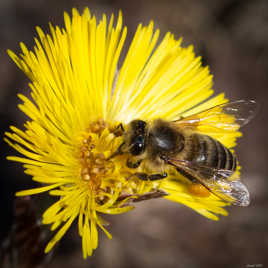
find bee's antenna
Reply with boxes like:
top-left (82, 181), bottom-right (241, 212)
top-left (107, 142), bottom-right (125, 160)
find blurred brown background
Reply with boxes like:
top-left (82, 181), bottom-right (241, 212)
top-left (1, 0), bottom-right (268, 267)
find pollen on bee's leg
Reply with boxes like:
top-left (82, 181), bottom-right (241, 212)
top-left (187, 183), bottom-right (211, 198)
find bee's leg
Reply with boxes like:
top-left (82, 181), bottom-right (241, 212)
top-left (126, 158), bottom-right (142, 169)
top-left (117, 190), bottom-right (168, 205)
top-left (148, 172), bottom-right (168, 181)
top-left (132, 189), bottom-right (168, 202)
top-left (117, 123), bottom-right (125, 132)
top-left (133, 172), bottom-right (167, 181)
top-left (112, 123), bottom-right (125, 132)
top-left (111, 123), bottom-right (125, 137)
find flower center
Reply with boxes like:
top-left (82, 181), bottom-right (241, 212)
top-left (78, 119), bottom-right (117, 192)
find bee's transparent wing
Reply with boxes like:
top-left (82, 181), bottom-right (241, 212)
top-left (173, 100), bottom-right (258, 131)
top-left (166, 158), bottom-right (250, 206)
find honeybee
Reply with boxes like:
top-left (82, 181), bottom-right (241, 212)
top-left (111, 100), bottom-right (258, 206)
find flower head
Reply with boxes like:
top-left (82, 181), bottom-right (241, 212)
top-left (5, 8), bottom-right (242, 258)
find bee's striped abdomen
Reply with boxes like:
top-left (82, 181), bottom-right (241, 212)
top-left (192, 134), bottom-right (237, 172)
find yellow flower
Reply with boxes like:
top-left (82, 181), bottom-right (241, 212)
top-left (5, 8), bottom-right (242, 258)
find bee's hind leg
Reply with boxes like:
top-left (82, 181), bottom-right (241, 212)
top-left (117, 189), bottom-right (169, 206)
top-left (133, 172), bottom-right (167, 181)
top-left (133, 189), bottom-right (168, 202)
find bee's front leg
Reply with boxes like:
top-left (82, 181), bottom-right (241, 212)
top-left (126, 158), bottom-right (142, 168)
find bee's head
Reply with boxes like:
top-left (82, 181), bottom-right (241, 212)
top-left (127, 120), bottom-right (147, 155)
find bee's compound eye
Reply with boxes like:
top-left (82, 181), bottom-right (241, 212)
top-left (135, 136), bottom-right (144, 144)
top-left (130, 135), bottom-right (145, 155)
